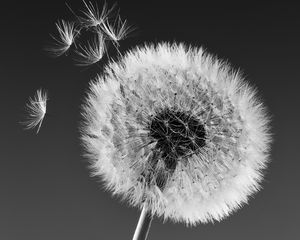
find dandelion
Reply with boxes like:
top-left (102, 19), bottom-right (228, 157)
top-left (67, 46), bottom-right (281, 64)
top-left (48, 20), bottom-right (78, 57)
top-left (74, 33), bottom-right (106, 66)
top-left (23, 88), bottom-right (48, 134)
top-left (81, 43), bottom-right (271, 238)
top-left (100, 15), bottom-right (134, 47)
top-left (79, 0), bottom-right (116, 28)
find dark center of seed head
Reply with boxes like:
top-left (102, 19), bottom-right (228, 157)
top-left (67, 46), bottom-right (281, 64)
top-left (148, 108), bottom-right (206, 173)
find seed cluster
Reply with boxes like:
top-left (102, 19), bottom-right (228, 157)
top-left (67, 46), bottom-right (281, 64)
top-left (149, 109), bottom-right (206, 172)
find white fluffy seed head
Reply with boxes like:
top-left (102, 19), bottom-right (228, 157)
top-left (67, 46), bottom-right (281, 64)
top-left (22, 88), bottom-right (48, 134)
top-left (81, 42), bottom-right (272, 225)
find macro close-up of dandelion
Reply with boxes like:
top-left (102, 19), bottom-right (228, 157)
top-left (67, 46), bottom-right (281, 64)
top-left (81, 43), bottom-right (271, 239)
top-left (3, 1), bottom-right (300, 240)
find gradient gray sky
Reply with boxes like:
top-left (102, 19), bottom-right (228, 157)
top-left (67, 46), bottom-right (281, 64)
top-left (1, 1), bottom-right (299, 239)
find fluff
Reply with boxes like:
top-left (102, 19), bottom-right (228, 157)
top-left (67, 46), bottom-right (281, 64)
top-left (48, 20), bottom-right (78, 57)
top-left (23, 88), bottom-right (48, 134)
top-left (75, 33), bottom-right (106, 66)
top-left (80, 42), bottom-right (272, 225)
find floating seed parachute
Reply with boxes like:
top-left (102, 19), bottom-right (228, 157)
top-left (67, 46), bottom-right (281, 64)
top-left (22, 88), bottom-right (48, 134)
top-left (80, 42), bottom-right (271, 225)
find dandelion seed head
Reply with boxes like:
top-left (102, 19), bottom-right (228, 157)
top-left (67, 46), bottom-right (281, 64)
top-left (81, 42), bottom-right (272, 225)
top-left (23, 88), bottom-right (48, 134)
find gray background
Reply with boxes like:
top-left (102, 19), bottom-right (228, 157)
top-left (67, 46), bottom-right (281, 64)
top-left (1, 0), bottom-right (299, 239)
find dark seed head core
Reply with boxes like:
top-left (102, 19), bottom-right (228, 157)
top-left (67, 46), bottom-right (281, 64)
top-left (148, 108), bottom-right (206, 173)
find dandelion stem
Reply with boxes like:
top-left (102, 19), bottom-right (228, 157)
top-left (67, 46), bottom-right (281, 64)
top-left (132, 202), bottom-right (153, 240)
